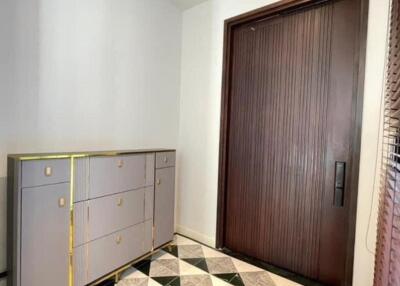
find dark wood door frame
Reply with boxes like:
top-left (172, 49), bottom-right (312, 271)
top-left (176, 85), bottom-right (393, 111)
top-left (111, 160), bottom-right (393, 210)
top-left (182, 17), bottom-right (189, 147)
top-left (216, 0), bottom-right (369, 284)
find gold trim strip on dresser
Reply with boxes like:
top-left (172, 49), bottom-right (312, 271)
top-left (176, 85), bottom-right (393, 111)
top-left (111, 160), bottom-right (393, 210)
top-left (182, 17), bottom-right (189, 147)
top-left (20, 155), bottom-right (80, 161)
top-left (11, 148), bottom-right (175, 161)
top-left (7, 149), bottom-right (175, 286)
top-left (69, 156), bottom-right (76, 286)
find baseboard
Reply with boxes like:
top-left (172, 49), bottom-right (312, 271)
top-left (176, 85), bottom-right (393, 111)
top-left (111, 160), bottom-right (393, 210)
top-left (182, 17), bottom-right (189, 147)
top-left (175, 224), bottom-right (216, 247)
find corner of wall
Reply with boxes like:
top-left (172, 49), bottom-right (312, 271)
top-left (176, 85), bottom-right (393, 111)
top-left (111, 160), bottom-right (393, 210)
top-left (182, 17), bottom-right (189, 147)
top-left (176, 224), bottom-right (216, 248)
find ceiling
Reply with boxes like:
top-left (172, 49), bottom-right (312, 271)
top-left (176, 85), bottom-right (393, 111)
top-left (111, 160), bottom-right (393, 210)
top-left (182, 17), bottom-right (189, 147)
top-left (170, 0), bottom-right (208, 11)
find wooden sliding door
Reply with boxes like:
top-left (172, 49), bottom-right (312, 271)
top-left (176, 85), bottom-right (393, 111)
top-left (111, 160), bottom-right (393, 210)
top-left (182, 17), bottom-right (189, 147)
top-left (217, 0), bottom-right (368, 285)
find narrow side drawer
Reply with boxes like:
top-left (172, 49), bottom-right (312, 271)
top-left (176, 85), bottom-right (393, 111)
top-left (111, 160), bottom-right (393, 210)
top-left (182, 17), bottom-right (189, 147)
top-left (22, 159), bottom-right (70, 188)
top-left (155, 152), bottom-right (175, 169)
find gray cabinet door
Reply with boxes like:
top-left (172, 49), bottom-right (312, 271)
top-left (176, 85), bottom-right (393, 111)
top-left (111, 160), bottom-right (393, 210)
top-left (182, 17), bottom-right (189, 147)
top-left (154, 167), bottom-right (175, 248)
top-left (21, 183), bottom-right (70, 286)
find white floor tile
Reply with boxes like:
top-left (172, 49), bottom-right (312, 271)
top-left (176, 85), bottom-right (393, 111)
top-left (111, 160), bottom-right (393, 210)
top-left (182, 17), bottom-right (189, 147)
top-left (179, 259), bottom-right (208, 276)
top-left (151, 250), bottom-right (177, 260)
top-left (210, 275), bottom-right (232, 285)
top-left (148, 278), bottom-right (163, 286)
top-left (116, 235), bottom-right (303, 286)
top-left (174, 235), bottom-right (199, 245)
top-left (201, 245), bottom-right (228, 258)
top-left (231, 257), bottom-right (264, 273)
top-left (121, 267), bottom-right (148, 279)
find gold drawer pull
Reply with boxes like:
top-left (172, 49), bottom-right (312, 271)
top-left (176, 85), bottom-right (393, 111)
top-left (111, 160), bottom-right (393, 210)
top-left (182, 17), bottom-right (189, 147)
top-left (116, 235), bottom-right (122, 244)
top-left (58, 197), bottom-right (66, 208)
top-left (117, 160), bottom-right (124, 168)
top-left (44, 166), bottom-right (52, 177)
top-left (163, 156), bottom-right (168, 163)
top-left (156, 179), bottom-right (161, 185)
top-left (117, 198), bottom-right (123, 206)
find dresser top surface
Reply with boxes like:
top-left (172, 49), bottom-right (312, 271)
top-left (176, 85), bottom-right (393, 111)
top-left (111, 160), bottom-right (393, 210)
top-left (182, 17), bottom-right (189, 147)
top-left (8, 148), bottom-right (176, 160)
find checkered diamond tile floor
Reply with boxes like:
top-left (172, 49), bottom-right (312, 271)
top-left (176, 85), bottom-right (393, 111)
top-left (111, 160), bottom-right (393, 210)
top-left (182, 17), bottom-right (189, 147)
top-left (97, 235), bottom-right (302, 286)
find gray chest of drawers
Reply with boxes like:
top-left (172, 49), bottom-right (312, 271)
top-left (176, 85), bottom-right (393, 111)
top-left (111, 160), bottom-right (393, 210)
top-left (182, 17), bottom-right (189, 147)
top-left (7, 149), bottom-right (176, 286)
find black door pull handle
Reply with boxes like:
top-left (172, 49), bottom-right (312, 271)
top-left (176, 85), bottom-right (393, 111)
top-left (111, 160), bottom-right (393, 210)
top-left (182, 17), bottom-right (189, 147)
top-left (334, 162), bottom-right (346, 207)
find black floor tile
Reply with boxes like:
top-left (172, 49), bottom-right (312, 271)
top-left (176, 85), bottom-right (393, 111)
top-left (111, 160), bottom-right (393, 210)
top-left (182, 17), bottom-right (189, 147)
top-left (163, 245), bottom-right (179, 257)
top-left (152, 276), bottom-right (179, 285)
top-left (229, 274), bottom-right (245, 286)
top-left (96, 278), bottom-right (115, 286)
top-left (167, 276), bottom-right (181, 286)
top-left (214, 273), bottom-right (238, 283)
top-left (133, 259), bottom-right (151, 276)
top-left (182, 258), bottom-right (209, 273)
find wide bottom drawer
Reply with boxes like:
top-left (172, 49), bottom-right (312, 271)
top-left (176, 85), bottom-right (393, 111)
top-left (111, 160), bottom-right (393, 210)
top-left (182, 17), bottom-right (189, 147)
top-left (88, 223), bottom-right (146, 283)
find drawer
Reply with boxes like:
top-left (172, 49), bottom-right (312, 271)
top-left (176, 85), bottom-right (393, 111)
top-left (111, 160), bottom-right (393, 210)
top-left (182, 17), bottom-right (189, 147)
top-left (89, 156), bottom-right (118, 198)
top-left (119, 154), bottom-right (146, 193)
top-left (88, 223), bottom-right (146, 283)
top-left (22, 159), bottom-right (70, 188)
top-left (156, 152), bottom-right (175, 169)
top-left (88, 189), bottom-right (145, 241)
top-left (89, 155), bottom-right (146, 199)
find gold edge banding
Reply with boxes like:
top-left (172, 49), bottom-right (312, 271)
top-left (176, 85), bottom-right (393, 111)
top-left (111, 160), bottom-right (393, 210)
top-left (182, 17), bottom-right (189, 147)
top-left (18, 151), bottom-right (172, 285)
top-left (20, 155), bottom-right (76, 161)
top-left (69, 157), bottom-right (76, 286)
top-left (68, 154), bottom-right (165, 286)
top-left (17, 151), bottom-right (163, 161)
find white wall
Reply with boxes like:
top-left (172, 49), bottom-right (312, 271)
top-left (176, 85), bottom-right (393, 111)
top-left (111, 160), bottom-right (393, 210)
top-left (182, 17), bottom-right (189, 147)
top-left (176, 0), bottom-right (389, 286)
top-left (353, 0), bottom-right (390, 285)
top-left (0, 0), bottom-right (390, 285)
top-left (177, 0), bottom-right (279, 247)
top-left (0, 0), bottom-right (182, 282)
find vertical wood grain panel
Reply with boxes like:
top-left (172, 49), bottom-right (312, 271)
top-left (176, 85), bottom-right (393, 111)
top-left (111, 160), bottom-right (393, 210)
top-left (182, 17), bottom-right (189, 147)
top-left (218, 0), bottom-right (368, 285)
top-left (225, 3), bottom-right (335, 280)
